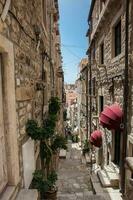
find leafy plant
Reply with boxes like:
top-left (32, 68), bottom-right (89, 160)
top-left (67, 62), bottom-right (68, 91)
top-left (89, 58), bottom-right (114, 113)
top-left (49, 97), bottom-right (60, 115)
top-left (82, 140), bottom-right (91, 156)
top-left (26, 120), bottom-right (44, 140)
top-left (47, 170), bottom-right (58, 187)
top-left (51, 135), bottom-right (67, 153)
top-left (32, 170), bottom-right (45, 192)
top-left (71, 134), bottom-right (79, 143)
top-left (26, 96), bottom-right (64, 196)
top-left (32, 170), bottom-right (57, 193)
top-left (40, 141), bottom-right (52, 165)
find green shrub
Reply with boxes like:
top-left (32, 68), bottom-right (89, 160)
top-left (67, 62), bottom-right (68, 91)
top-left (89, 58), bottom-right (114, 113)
top-left (71, 135), bottom-right (79, 143)
top-left (32, 170), bottom-right (57, 193)
top-left (49, 97), bottom-right (60, 115)
top-left (51, 135), bottom-right (67, 153)
top-left (82, 140), bottom-right (91, 156)
top-left (26, 120), bottom-right (44, 140)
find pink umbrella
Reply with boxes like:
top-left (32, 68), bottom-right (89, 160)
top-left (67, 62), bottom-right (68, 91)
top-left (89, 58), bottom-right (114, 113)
top-left (90, 130), bottom-right (103, 148)
top-left (99, 104), bottom-right (123, 130)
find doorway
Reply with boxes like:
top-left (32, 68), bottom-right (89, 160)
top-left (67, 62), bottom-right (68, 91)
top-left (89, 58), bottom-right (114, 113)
top-left (113, 129), bottom-right (121, 166)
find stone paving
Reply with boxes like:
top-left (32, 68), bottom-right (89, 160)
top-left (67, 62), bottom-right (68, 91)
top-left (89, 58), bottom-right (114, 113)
top-left (57, 141), bottom-right (105, 200)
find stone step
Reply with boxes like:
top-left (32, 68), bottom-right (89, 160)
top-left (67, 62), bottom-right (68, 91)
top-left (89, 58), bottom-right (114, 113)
top-left (90, 173), bottom-right (103, 194)
top-left (97, 170), bottom-right (111, 187)
top-left (110, 162), bottom-right (120, 174)
top-left (57, 192), bottom-right (105, 200)
top-left (1, 186), bottom-right (17, 200)
top-left (16, 189), bottom-right (38, 200)
top-left (81, 155), bottom-right (86, 164)
top-left (104, 166), bottom-right (119, 187)
top-left (59, 149), bottom-right (67, 159)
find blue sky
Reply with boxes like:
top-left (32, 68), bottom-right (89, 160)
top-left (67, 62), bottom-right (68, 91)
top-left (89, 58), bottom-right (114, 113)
top-left (59, 0), bottom-right (91, 84)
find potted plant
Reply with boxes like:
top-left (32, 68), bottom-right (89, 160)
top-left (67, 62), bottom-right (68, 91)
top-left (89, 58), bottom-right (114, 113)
top-left (26, 96), bottom-right (65, 199)
top-left (32, 170), bottom-right (58, 199)
top-left (82, 140), bottom-right (91, 156)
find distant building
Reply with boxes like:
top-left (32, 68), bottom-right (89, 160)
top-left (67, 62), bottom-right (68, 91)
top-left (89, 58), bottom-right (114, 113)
top-left (76, 58), bottom-right (88, 143)
top-left (65, 84), bottom-right (78, 131)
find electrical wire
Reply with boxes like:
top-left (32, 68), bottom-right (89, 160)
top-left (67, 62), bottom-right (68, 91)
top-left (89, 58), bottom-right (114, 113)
top-left (62, 43), bottom-right (86, 49)
top-left (0, 0), bottom-right (36, 43)
top-left (62, 45), bottom-right (82, 59)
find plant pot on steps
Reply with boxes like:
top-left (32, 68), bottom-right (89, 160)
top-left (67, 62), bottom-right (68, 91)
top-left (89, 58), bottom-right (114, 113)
top-left (41, 189), bottom-right (57, 200)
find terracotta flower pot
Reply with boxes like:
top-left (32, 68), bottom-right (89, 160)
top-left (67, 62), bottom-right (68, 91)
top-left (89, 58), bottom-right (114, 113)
top-left (41, 188), bottom-right (57, 200)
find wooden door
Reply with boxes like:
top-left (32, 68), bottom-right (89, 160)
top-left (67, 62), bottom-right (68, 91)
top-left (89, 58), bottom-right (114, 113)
top-left (0, 54), bottom-right (8, 192)
top-left (114, 130), bottom-right (121, 166)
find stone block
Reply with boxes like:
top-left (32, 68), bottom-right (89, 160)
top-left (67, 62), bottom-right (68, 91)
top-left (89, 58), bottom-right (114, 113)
top-left (16, 189), bottom-right (38, 200)
top-left (59, 149), bottom-right (67, 159)
top-left (16, 86), bottom-right (35, 101)
top-left (97, 170), bottom-right (111, 187)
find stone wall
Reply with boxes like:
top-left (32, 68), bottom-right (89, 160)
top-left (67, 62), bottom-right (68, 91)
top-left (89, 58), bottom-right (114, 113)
top-left (0, 0), bottom-right (63, 196)
top-left (88, 0), bottom-right (126, 167)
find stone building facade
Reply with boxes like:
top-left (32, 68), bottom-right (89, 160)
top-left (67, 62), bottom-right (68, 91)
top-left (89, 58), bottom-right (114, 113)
top-left (76, 58), bottom-right (88, 143)
top-left (87, 0), bottom-right (133, 196)
top-left (0, 0), bottom-right (64, 199)
top-left (65, 84), bottom-right (77, 127)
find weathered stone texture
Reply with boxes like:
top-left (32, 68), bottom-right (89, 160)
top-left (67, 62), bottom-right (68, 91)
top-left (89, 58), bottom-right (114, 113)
top-left (0, 0), bottom-right (64, 197)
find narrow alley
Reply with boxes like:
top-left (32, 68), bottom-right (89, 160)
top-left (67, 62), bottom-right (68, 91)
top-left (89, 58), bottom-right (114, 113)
top-left (57, 141), bottom-right (105, 200)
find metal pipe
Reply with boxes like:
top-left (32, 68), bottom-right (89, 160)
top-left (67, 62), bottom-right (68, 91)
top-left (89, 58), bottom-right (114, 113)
top-left (86, 64), bottom-right (89, 139)
top-left (89, 51), bottom-right (92, 137)
top-left (120, 0), bottom-right (129, 194)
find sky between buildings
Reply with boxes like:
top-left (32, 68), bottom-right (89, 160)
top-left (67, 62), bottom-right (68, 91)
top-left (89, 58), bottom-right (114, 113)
top-left (59, 0), bottom-right (91, 84)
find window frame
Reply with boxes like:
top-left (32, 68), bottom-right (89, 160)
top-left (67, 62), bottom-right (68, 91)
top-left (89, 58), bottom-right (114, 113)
top-left (111, 7), bottom-right (123, 59)
top-left (99, 42), bottom-right (104, 64)
top-left (114, 20), bottom-right (121, 57)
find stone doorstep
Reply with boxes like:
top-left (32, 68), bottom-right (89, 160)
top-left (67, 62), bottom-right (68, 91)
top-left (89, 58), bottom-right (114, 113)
top-left (16, 189), bottom-right (38, 200)
top-left (110, 162), bottom-right (120, 174)
top-left (91, 173), bottom-right (123, 200)
top-left (104, 166), bottom-right (119, 187)
top-left (97, 170), bottom-right (111, 187)
top-left (59, 149), bottom-right (67, 159)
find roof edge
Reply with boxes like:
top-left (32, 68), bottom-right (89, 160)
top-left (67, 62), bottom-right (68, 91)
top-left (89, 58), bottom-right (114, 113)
top-left (88, 0), bottom-right (96, 23)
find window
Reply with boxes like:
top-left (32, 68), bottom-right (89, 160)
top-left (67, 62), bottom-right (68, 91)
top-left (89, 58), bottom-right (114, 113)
top-left (42, 0), bottom-right (47, 29)
top-left (100, 42), bottom-right (104, 64)
top-left (114, 20), bottom-right (121, 57)
top-left (92, 77), bottom-right (96, 96)
top-left (89, 80), bottom-right (91, 95)
top-left (99, 96), bottom-right (104, 113)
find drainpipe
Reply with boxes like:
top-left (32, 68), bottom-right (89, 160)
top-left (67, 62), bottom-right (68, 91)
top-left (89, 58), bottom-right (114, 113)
top-left (89, 50), bottom-right (92, 137)
top-left (86, 64), bottom-right (89, 139)
top-left (49, 0), bottom-right (54, 96)
top-left (89, 48), bottom-right (93, 174)
top-left (120, 0), bottom-right (129, 195)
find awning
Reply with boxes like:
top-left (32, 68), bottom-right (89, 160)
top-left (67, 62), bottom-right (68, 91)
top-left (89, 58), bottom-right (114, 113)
top-left (90, 130), bottom-right (103, 148)
top-left (99, 104), bottom-right (123, 130)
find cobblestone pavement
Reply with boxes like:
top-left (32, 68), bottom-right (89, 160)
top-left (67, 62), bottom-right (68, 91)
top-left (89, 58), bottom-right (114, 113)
top-left (57, 141), bottom-right (104, 200)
